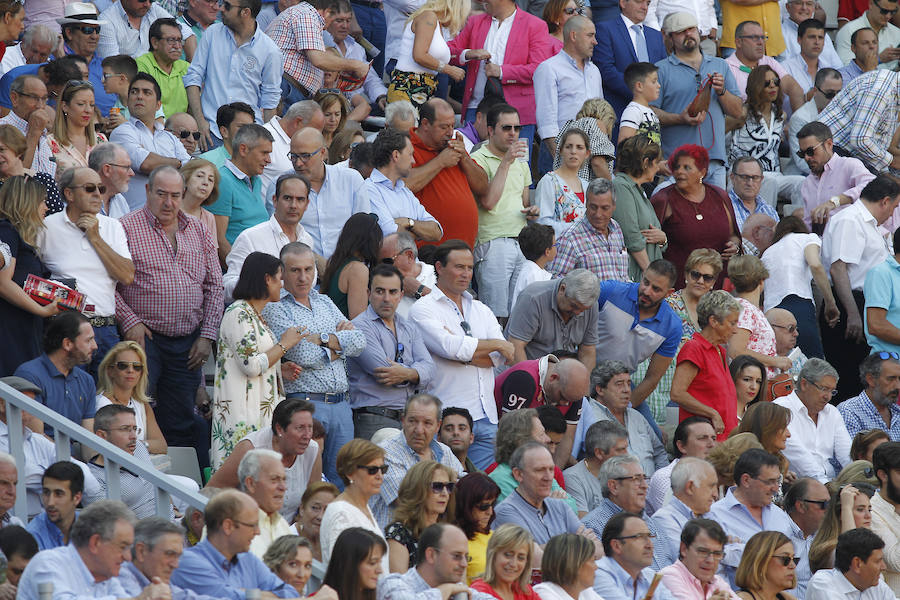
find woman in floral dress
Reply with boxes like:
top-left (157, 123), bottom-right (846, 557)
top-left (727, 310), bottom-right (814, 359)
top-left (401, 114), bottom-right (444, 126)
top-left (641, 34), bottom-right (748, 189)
top-left (212, 252), bottom-right (304, 468)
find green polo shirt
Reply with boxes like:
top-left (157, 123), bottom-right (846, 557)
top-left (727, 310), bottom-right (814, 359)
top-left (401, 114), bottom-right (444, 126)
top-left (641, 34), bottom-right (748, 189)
top-left (136, 52), bottom-right (189, 117)
top-left (208, 162), bottom-right (268, 244)
top-left (470, 144), bottom-right (530, 244)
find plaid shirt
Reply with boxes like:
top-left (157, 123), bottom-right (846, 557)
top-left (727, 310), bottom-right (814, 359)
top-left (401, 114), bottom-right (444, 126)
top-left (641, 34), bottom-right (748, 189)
top-left (547, 217), bottom-right (629, 282)
top-left (819, 70), bottom-right (900, 171)
top-left (115, 208), bottom-right (223, 340)
top-left (0, 111), bottom-right (55, 178)
top-left (266, 2), bottom-right (325, 93)
top-left (837, 390), bottom-right (900, 441)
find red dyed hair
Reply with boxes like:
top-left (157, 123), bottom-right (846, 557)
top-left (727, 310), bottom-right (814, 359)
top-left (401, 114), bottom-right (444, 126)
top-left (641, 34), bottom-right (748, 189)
top-left (667, 143), bottom-right (710, 174)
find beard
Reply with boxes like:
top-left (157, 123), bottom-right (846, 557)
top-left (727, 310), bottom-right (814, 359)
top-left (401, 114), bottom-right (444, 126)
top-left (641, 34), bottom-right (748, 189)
top-left (887, 474), bottom-right (900, 505)
top-left (870, 389), bottom-right (898, 408)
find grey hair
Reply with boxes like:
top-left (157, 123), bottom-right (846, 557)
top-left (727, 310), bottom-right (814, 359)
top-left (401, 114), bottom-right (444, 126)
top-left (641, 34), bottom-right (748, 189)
top-left (586, 177), bottom-right (614, 199)
top-left (147, 165), bottom-right (184, 190)
top-left (133, 517), bottom-right (185, 551)
top-left (280, 241), bottom-right (314, 260)
top-left (0, 452), bottom-right (15, 470)
top-left (598, 455), bottom-right (641, 498)
top-left (395, 230), bottom-right (418, 256)
top-left (732, 156), bottom-right (762, 173)
top-left (590, 360), bottom-right (630, 397)
top-left (385, 100), bottom-right (418, 128)
top-left (509, 440), bottom-right (549, 472)
top-left (405, 393), bottom-right (442, 420)
top-left (561, 268), bottom-right (600, 306)
top-left (9, 74), bottom-right (40, 96)
top-left (183, 486), bottom-right (222, 524)
top-left (584, 420), bottom-right (627, 456)
top-left (57, 167), bottom-right (79, 193)
top-left (696, 289), bottom-right (741, 328)
top-left (233, 123), bottom-right (274, 150)
top-left (70, 500), bottom-right (136, 548)
top-left (859, 351), bottom-right (898, 382)
top-left (285, 99), bottom-right (322, 122)
top-left (237, 448), bottom-right (283, 491)
top-left (670, 457), bottom-right (715, 494)
top-left (800, 357), bottom-right (839, 386)
top-left (88, 142), bottom-right (127, 172)
top-left (22, 24), bottom-right (56, 48)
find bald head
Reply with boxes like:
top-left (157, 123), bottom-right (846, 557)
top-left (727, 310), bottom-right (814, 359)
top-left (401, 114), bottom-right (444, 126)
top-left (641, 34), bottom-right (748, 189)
top-left (417, 99), bottom-right (456, 150)
top-left (742, 214), bottom-right (776, 254)
top-left (290, 127), bottom-right (327, 177)
top-left (563, 14), bottom-right (592, 37)
top-left (766, 308), bottom-right (798, 356)
top-left (548, 358), bottom-right (590, 406)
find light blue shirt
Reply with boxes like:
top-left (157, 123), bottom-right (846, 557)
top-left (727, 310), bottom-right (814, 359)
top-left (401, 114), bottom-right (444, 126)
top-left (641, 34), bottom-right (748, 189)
top-left (582, 498), bottom-right (676, 571)
top-left (838, 59), bottom-right (865, 85)
top-left (262, 288), bottom-right (366, 395)
top-left (592, 556), bottom-right (675, 600)
top-left (729, 188), bottom-right (780, 232)
top-left (787, 517), bottom-right (812, 599)
top-left (534, 50), bottom-right (603, 140)
top-left (366, 168), bottom-right (442, 237)
top-left (170, 539), bottom-right (298, 600)
top-left (377, 566), bottom-right (496, 600)
top-left (26, 510), bottom-right (71, 550)
top-left (117, 561), bottom-right (213, 600)
top-left (648, 496), bottom-right (710, 564)
top-left (585, 400), bottom-right (668, 477)
top-left (782, 54), bottom-right (818, 93)
top-left (183, 22), bottom-right (283, 138)
top-left (493, 489), bottom-right (581, 545)
top-left (18, 544), bottom-right (129, 600)
top-left (709, 487), bottom-right (795, 588)
top-left (98, 0), bottom-right (194, 59)
top-left (864, 256), bottom-right (900, 354)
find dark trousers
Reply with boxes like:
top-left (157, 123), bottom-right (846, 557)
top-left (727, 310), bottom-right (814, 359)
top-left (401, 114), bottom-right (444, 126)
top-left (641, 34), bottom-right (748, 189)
top-left (350, 3), bottom-right (386, 76)
top-left (820, 288), bottom-right (869, 402)
top-left (145, 329), bottom-right (210, 468)
top-left (777, 294), bottom-right (825, 359)
top-left (88, 324), bottom-right (121, 380)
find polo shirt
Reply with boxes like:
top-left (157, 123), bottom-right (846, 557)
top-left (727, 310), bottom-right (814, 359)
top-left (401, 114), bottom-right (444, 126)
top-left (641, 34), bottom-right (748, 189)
top-left (198, 145), bottom-right (230, 169)
top-left (208, 161), bottom-right (268, 244)
top-left (595, 280), bottom-right (681, 370)
top-left (13, 354), bottom-right (96, 439)
top-left (676, 332), bottom-right (737, 441)
top-left (864, 256), bottom-right (900, 354)
top-left (471, 144), bottom-right (531, 244)
top-left (135, 52), bottom-right (189, 117)
top-left (492, 489), bottom-right (580, 545)
top-left (494, 355), bottom-right (583, 423)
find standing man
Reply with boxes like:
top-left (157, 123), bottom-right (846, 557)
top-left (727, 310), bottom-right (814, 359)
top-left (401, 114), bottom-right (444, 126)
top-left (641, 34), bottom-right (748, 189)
top-left (729, 157), bottom-right (780, 232)
top-left (593, 0), bottom-right (665, 118)
top-left (651, 13), bottom-right (743, 189)
top-left (821, 175), bottom-right (900, 397)
top-left (184, 0), bottom-right (282, 151)
top-left (348, 264), bottom-right (435, 439)
top-left (838, 27), bottom-right (879, 84)
top-left (868, 442), bottom-right (900, 595)
top-left (787, 70), bottom-right (843, 175)
top-left (263, 242), bottom-right (366, 487)
top-left (779, 0), bottom-right (843, 65)
top-left (88, 142), bottom-right (135, 219)
top-left (865, 229), bottom-right (900, 356)
top-left (115, 166), bottom-right (223, 469)
top-left (835, 0), bottom-right (900, 68)
top-left (838, 352), bottom-right (900, 440)
top-left (26, 462), bottom-right (83, 550)
top-left (410, 240), bottom-right (515, 469)
top-left (135, 18), bottom-right (189, 118)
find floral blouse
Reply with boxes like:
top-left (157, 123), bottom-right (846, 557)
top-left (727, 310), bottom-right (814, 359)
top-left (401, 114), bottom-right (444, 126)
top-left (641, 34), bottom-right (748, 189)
top-left (47, 132), bottom-right (108, 176)
top-left (735, 297), bottom-right (779, 378)
top-left (385, 521), bottom-right (419, 567)
top-left (535, 171), bottom-right (589, 237)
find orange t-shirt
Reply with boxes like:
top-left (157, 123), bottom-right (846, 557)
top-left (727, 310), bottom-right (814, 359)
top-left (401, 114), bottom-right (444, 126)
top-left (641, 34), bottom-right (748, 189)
top-left (409, 129), bottom-right (479, 249)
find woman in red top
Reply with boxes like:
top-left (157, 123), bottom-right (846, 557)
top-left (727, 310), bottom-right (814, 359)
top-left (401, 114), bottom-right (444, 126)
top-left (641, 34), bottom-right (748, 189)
top-left (471, 524), bottom-right (540, 600)
top-left (671, 289), bottom-right (742, 441)
top-left (0, 0), bottom-right (24, 64)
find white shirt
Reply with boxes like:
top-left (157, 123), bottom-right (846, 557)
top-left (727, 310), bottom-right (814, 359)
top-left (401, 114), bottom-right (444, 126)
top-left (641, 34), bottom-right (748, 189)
top-left (409, 285), bottom-right (506, 422)
top-left (774, 391), bottom-right (852, 483)
top-left (509, 259), bottom-right (551, 314)
top-left (645, 0), bottom-right (716, 35)
top-left (869, 492), bottom-right (900, 595)
top-left (0, 44), bottom-right (25, 77)
top-left (396, 261), bottom-right (436, 319)
top-left (778, 18), bottom-right (844, 68)
top-left (806, 568), bottom-right (895, 600)
top-left (383, 0), bottom-right (426, 64)
top-left (787, 98), bottom-right (819, 174)
top-left (461, 9), bottom-right (516, 110)
top-left (761, 232), bottom-right (822, 311)
top-left (97, 0), bottom-right (195, 59)
top-left (260, 117), bottom-right (293, 201)
top-left (36, 209), bottom-right (131, 316)
top-left (223, 215), bottom-right (314, 301)
top-left (822, 199), bottom-right (892, 290)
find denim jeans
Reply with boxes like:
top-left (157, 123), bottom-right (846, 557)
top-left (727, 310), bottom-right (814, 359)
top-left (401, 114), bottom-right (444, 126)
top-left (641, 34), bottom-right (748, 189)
top-left (288, 394), bottom-right (353, 489)
top-left (468, 418), bottom-right (497, 470)
top-left (88, 324), bottom-right (120, 380)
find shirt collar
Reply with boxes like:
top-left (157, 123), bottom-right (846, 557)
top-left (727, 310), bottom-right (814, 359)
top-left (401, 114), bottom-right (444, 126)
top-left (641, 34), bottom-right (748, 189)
top-left (729, 188), bottom-right (765, 213)
top-left (139, 206), bottom-right (189, 231)
top-left (853, 198), bottom-right (878, 224)
top-left (197, 539), bottom-right (240, 570)
top-left (122, 562), bottom-right (150, 588)
top-left (492, 8), bottom-right (516, 26)
top-left (370, 167), bottom-right (404, 191)
top-left (537, 354), bottom-right (558, 388)
top-left (269, 117), bottom-right (290, 144)
top-left (224, 159), bottom-right (252, 185)
top-left (598, 556), bottom-right (649, 588)
top-left (128, 115), bottom-right (163, 133)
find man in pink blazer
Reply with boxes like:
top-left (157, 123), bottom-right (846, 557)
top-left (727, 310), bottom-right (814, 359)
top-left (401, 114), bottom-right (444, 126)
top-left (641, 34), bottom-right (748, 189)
top-left (447, 0), bottom-right (555, 151)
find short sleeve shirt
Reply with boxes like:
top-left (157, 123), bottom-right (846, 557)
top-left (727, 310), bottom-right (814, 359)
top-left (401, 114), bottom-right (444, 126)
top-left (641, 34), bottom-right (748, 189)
top-left (493, 356), bottom-right (583, 424)
top-left (864, 257), bottom-right (900, 354)
top-left (676, 333), bottom-right (738, 441)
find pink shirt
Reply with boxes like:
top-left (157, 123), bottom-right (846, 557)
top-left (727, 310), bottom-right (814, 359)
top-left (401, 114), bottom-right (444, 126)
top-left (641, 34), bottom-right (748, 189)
top-left (659, 560), bottom-right (740, 600)
top-left (725, 54), bottom-right (787, 99)
top-left (800, 153), bottom-right (874, 228)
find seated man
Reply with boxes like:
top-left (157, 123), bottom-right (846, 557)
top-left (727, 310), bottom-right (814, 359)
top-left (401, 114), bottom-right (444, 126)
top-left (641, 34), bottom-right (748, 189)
top-left (648, 458), bottom-right (718, 561)
top-left (783, 477), bottom-right (832, 598)
top-left (116, 517), bottom-right (201, 599)
top-left (581, 455), bottom-right (675, 570)
top-left (165, 113), bottom-right (201, 156)
top-left (377, 523), bottom-right (495, 600)
top-left (171, 489), bottom-right (298, 598)
top-left (26, 462), bottom-right (83, 550)
top-left (238, 449), bottom-right (292, 558)
top-left (371, 394), bottom-right (464, 528)
top-left (869, 442), bottom-right (900, 594)
top-left (0, 453), bottom-right (20, 528)
top-left (838, 352), bottom-right (900, 441)
top-left (197, 102), bottom-right (255, 168)
top-left (646, 416), bottom-right (717, 516)
top-left (563, 420), bottom-right (629, 518)
top-left (806, 528), bottom-right (895, 600)
top-left (593, 512), bottom-right (676, 600)
top-left (659, 519), bottom-right (740, 599)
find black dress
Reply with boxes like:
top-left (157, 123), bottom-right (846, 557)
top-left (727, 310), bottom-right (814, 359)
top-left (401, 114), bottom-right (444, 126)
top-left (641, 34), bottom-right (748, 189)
top-left (0, 219), bottom-right (49, 376)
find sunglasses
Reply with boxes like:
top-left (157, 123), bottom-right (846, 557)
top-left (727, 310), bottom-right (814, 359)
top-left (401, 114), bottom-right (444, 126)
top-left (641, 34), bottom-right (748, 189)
top-left (67, 79), bottom-right (93, 89)
top-left (772, 555), bottom-right (801, 567)
top-left (475, 501), bottom-right (496, 511)
top-left (816, 86), bottom-right (838, 99)
top-left (878, 351), bottom-right (900, 360)
top-left (563, 6), bottom-right (584, 14)
top-left (114, 361), bottom-right (143, 372)
top-left (771, 323), bottom-right (798, 333)
top-left (76, 25), bottom-right (101, 34)
top-left (168, 128), bottom-right (202, 140)
top-left (874, 0), bottom-right (898, 14)
top-left (431, 481), bottom-right (456, 493)
top-left (460, 321), bottom-right (473, 336)
top-left (357, 464), bottom-right (389, 475)
top-left (688, 270), bottom-right (715, 283)
top-left (499, 124), bottom-right (523, 132)
top-left (68, 183), bottom-right (107, 194)
top-left (796, 140), bottom-right (824, 158)
top-left (802, 498), bottom-right (830, 509)
top-left (764, 78), bottom-right (781, 87)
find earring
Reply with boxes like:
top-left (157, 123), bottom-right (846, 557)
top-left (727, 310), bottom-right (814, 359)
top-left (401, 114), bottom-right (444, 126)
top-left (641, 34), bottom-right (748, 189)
top-left (349, 480), bottom-right (354, 485)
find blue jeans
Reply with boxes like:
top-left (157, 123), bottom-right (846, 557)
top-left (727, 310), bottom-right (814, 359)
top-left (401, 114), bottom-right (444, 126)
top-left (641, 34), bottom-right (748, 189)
top-left (351, 3), bottom-right (386, 76)
top-left (288, 394), bottom-right (352, 489)
top-left (145, 330), bottom-right (210, 468)
top-left (88, 324), bottom-right (120, 380)
top-left (281, 76), bottom-right (310, 114)
top-left (468, 418), bottom-right (497, 470)
top-left (537, 140), bottom-right (554, 179)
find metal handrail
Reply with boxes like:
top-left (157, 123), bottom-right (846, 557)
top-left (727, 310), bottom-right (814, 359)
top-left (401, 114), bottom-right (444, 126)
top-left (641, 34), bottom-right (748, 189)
top-left (0, 381), bottom-right (208, 519)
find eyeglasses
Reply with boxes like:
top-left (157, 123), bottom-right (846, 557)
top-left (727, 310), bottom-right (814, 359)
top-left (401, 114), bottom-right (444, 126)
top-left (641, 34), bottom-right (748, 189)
top-left (475, 500), bottom-right (496, 511)
top-left (288, 148), bottom-right (323, 162)
top-left (771, 323), bottom-right (798, 333)
top-left (76, 25), bottom-right (101, 34)
top-left (67, 183), bottom-right (107, 194)
top-left (167, 128), bottom-right (202, 140)
top-left (499, 124), bottom-right (523, 132)
top-left (114, 361), bottom-right (143, 372)
top-left (102, 72), bottom-right (124, 81)
top-left (108, 162), bottom-right (132, 170)
top-left (231, 519), bottom-right (259, 529)
top-left (613, 474), bottom-right (651, 484)
top-left (804, 378), bottom-right (838, 397)
top-left (873, 0), bottom-right (898, 14)
top-left (615, 532), bottom-right (656, 541)
top-left (878, 351), bottom-right (900, 360)
top-left (764, 78), bottom-right (781, 87)
top-left (357, 464), bottom-right (389, 475)
top-left (733, 173), bottom-right (763, 183)
top-left (431, 481), bottom-right (456, 493)
top-left (106, 425), bottom-right (142, 435)
top-left (157, 36), bottom-right (183, 45)
top-left (752, 475), bottom-right (781, 487)
top-left (796, 140), bottom-right (825, 158)
top-left (739, 34), bottom-right (769, 41)
top-left (395, 342), bottom-right (405, 364)
top-left (816, 86), bottom-right (839, 99)
top-left (381, 250), bottom-right (405, 265)
top-left (15, 91), bottom-right (48, 103)
top-left (460, 321), bottom-right (473, 336)
top-left (434, 548), bottom-right (470, 563)
top-left (688, 270), bottom-right (716, 283)
top-left (802, 498), bottom-right (830, 509)
top-left (691, 547), bottom-right (726, 560)
top-left (772, 555), bottom-right (801, 567)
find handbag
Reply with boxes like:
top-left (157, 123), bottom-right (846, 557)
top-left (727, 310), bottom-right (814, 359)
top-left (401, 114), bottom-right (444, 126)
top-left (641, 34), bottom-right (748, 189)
top-left (765, 373), bottom-right (794, 403)
top-left (687, 74), bottom-right (713, 117)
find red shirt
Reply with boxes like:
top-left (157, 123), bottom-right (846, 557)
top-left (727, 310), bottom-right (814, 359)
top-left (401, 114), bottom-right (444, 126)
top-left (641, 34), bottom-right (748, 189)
top-left (493, 357), bottom-right (583, 425)
top-left (676, 332), bottom-right (737, 441)
top-left (471, 579), bottom-right (540, 600)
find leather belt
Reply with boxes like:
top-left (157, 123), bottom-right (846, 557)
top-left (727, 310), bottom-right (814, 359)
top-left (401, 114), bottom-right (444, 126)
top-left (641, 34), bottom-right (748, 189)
top-left (88, 316), bottom-right (116, 328)
top-left (353, 406), bottom-right (402, 421)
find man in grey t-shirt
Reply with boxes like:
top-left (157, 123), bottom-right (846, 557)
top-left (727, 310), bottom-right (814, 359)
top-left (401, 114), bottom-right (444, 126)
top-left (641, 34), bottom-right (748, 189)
top-left (563, 420), bottom-right (628, 517)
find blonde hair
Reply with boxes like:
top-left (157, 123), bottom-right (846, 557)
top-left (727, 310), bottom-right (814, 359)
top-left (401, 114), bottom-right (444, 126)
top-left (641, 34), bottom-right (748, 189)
top-left (0, 175), bottom-right (45, 247)
top-left (826, 460), bottom-right (879, 494)
top-left (408, 0), bottom-right (470, 36)
top-left (708, 432), bottom-right (763, 487)
top-left (728, 255), bottom-right (770, 294)
top-left (52, 81), bottom-right (101, 148)
top-left (734, 531), bottom-right (793, 592)
top-left (541, 534), bottom-right (594, 586)
top-left (180, 159), bottom-right (221, 206)
top-left (684, 248), bottom-right (724, 279)
top-left (96, 341), bottom-right (151, 405)
top-left (483, 524), bottom-right (534, 590)
top-left (391, 460), bottom-right (456, 537)
top-left (576, 98), bottom-right (616, 132)
top-left (0, 124), bottom-right (26, 159)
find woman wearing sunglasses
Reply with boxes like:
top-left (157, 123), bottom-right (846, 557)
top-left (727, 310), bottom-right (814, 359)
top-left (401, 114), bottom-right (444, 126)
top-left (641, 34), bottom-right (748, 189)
top-left (386, 460), bottom-right (457, 572)
top-left (760, 216), bottom-right (838, 359)
top-left (735, 531), bottom-right (798, 600)
top-left (542, 0), bottom-right (582, 51)
top-left (456, 472), bottom-right (502, 583)
top-left (47, 80), bottom-right (107, 175)
top-left (95, 341), bottom-right (168, 454)
top-left (321, 438), bottom-right (391, 573)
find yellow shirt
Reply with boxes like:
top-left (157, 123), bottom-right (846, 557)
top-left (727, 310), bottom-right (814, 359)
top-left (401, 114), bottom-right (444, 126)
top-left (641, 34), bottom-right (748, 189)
top-left (720, 0), bottom-right (786, 55)
top-left (467, 531), bottom-right (492, 584)
top-left (471, 145), bottom-right (531, 244)
top-left (249, 508), bottom-right (294, 559)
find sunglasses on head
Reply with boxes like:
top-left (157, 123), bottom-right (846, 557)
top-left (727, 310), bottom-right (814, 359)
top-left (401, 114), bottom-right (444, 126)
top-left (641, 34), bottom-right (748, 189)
top-left (168, 128), bottom-right (201, 140)
top-left (688, 270), bottom-right (715, 283)
top-left (114, 361), bottom-right (143, 372)
top-left (358, 464), bottom-right (389, 475)
top-left (431, 481), bottom-right (455, 493)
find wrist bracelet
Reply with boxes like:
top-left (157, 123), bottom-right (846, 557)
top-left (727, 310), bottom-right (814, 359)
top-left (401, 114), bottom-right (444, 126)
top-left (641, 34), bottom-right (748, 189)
top-left (277, 342), bottom-right (288, 355)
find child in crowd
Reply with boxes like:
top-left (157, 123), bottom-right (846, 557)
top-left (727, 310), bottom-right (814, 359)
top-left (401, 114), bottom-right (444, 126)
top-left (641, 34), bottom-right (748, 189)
top-left (100, 54), bottom-right (138, 129)
top-left (618, 62), bottom-right (662, 146)
top-left (509, 222), bottom-right (556, 313)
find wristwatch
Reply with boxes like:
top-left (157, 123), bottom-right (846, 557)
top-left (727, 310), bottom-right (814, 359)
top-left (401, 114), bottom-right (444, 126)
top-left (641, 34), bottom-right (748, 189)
top-left (829, 196), bottom-right (841, 209)
top-left (320, 332), bottom-right (330, 346)
top-left (414, 284), bottom-right (425, 299)
top-left (407, 218), bottom-right (415, 230)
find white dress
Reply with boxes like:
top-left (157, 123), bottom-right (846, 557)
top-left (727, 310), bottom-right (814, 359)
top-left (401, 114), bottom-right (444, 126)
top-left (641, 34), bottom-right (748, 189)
top-left (320, 499), bottom-right (390, 573)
